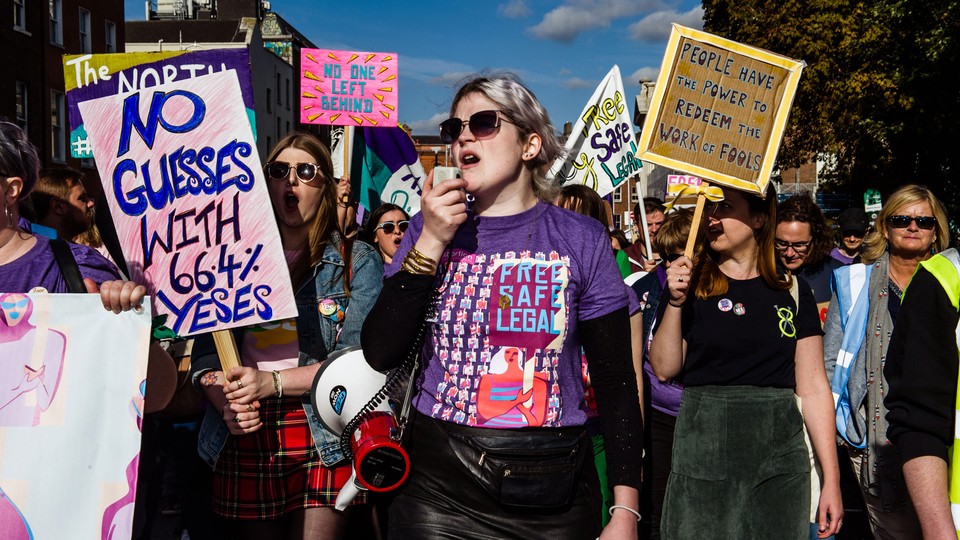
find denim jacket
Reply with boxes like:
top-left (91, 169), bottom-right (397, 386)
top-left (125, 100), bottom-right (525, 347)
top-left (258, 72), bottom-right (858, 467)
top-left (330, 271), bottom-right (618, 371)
top-left (191, 237), bottom-right (383, 469)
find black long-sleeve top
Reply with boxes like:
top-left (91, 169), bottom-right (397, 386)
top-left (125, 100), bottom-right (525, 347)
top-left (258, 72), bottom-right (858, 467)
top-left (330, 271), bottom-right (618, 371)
top-left (885, 267), bottom-right (960, 464)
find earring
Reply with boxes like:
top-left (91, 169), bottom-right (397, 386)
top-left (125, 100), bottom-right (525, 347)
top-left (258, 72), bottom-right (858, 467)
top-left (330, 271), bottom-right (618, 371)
top-left (3, 205), bottom-right (13, 228)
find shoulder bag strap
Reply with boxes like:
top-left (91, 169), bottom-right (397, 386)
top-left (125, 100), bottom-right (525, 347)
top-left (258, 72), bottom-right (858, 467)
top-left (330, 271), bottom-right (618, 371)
top-left (50, 239), bottom-right (86, 293)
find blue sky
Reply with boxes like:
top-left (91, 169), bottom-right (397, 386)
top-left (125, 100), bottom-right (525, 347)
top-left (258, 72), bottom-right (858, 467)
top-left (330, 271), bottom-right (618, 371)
top-left (125, 0), bottom-right (704, 135)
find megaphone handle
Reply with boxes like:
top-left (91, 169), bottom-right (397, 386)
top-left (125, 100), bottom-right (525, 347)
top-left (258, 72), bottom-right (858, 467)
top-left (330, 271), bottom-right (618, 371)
top-left (335, 469), bottom-right (363, 511)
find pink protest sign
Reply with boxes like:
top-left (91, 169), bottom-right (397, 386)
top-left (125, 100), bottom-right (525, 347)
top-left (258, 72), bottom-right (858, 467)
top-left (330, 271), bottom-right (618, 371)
top-left (77, 69), bottom-right (296, 336)
top-left (300, 48), bottom-right (399, 127)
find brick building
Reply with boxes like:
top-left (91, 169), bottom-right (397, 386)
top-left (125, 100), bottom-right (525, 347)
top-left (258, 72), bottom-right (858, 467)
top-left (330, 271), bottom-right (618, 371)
top-left (1, 0), bottom-right (125, 198)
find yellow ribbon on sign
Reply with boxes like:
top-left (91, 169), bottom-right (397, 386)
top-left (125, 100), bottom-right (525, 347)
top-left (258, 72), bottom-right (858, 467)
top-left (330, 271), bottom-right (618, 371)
top-left (664, 183), bottom-right (725, 212)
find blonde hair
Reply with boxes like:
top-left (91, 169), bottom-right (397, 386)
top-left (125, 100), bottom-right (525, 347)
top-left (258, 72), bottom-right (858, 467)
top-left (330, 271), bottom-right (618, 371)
top-left (860, 184), bottom-right (950, 263)
top-left (451, 74), bottom-right (563, 202)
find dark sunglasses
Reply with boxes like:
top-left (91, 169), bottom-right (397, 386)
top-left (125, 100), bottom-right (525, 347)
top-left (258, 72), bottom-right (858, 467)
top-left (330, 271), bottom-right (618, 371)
top-left (886, 215), bottom-right (937, 230)
top-left (264, 161), bottom-right (325, 184)
top-left (375, 220), bottom-right (409, 234)
top-left (439, 110), bottom-right (512, 144)
top-left (664, 253), bottom-right (683, 264)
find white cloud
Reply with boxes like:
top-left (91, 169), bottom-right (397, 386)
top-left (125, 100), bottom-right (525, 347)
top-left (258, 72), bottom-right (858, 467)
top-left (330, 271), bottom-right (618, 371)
top-left (628, 5), bottom-right (704, 42)
top-left (528, 0), bottom-right (663, 42)
top-left (559, 68), bottom-right (572, 76)
top-left (564, 77), bottom-right (594, 89)
top-left (629, 66), bottom-right (660, 82)
top-left (430, 71), bottom-right (475, 86)
top-left (406, 112), bottom-right (450, 135)
top-left (401, 55), bottom-right (477, 85)
top-left (498, 0), bottom-right (531, 18)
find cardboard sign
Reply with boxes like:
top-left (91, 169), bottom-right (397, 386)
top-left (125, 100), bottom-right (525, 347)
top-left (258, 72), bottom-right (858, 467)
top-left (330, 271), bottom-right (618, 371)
top-left (638, 25), bottom-right (804, 194)
top-left (0, 293), bottom-right (150, 540)
top-left (77, 70), bottom-right (296, 336)
top-left (300, 48), bottom-right (398, 127)
top-left (549, 65), bottom-right (642, 198)
top-left (64, 49), bottom-right (256, 159)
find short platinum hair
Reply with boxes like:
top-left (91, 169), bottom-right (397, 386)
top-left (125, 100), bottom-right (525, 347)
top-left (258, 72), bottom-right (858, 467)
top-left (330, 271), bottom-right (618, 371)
top-left (450, 73), bottom-right (564, 202)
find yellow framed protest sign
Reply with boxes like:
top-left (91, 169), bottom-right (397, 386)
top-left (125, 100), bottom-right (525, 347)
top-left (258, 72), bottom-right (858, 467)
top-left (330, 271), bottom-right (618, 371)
top-left (637, 24), bottom-right (805, 195)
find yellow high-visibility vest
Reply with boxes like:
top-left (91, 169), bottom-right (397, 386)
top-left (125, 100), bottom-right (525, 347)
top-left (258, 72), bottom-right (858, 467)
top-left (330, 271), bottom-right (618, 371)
top-left (915, 253), bottom-right (960, 538)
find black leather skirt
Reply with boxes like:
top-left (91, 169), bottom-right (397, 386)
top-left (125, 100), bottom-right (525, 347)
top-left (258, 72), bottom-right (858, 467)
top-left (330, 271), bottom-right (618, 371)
top-left (385, 411), bottom-right (601, 540)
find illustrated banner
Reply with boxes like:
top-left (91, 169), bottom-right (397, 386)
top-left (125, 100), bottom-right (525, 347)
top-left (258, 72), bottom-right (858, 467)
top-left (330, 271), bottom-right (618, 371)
top-left (0, 293), bottom-right (151, 540)
top-left (64, 49), bottom-right (256, 158)
top-left (549, 65), bottom-right (642, 198)
top-left (638, 24), bottom-right (804, 194)
top-left (77, 70), bottom-right (296, 336)
top-left (300, 48), bottom-right (399, 127)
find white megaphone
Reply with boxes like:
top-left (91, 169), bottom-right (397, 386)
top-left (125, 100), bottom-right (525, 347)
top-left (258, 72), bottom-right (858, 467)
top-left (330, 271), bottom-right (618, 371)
top-left (311, 347), bottom-right (411, 510)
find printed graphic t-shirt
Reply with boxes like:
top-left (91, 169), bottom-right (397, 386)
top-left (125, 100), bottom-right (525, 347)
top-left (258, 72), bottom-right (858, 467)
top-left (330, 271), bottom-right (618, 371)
top-left (386, 202), bottom-right (627, 428)
top-left (679, 276), bottom-right (822, 388)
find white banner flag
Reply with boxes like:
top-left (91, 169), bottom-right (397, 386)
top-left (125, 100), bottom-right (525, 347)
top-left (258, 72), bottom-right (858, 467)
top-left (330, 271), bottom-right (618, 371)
top-left (549, 65), bottom-right (643, 198)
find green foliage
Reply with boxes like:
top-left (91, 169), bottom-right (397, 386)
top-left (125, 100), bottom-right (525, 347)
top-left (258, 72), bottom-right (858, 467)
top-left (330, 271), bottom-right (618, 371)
top-left (703, 0), bottom-right (959, 217)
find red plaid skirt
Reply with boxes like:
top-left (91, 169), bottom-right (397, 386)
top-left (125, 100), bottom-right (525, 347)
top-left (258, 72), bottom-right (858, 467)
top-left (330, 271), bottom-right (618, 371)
top-left (212, 396), bottom-right (365, 519)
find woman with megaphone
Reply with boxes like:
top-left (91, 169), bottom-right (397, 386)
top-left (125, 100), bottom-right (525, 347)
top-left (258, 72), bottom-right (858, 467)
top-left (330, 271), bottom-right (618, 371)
top-left (190, 131), bottom-right (384, 539)
top-left (361, 73), bottom-right (642, 539)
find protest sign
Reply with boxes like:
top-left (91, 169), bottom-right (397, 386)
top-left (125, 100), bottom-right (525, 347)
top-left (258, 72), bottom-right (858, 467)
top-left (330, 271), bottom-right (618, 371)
top-left (637, 24), bottom-right (804, 195)
top-left (77, 70), bottom-right (296, 336)
top-left (64, 49), bottom-right (256, 159)
top-left (549, 65), bottom-right (642, 198)
top-left (0, 293), bottom-right (151, 540)
top-left (300, 48), bottom-right (398, 127)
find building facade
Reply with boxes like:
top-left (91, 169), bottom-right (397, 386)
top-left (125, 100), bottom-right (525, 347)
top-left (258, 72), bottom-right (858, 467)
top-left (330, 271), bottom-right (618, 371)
top-left (125, 0), bottom-right (317, 161)
top-left (1, 0), bottom-right (125, 198)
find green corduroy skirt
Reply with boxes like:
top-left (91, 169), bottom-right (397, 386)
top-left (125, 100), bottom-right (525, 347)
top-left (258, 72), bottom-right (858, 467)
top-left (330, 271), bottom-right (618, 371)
top-left (661, 385), bottom-right (810, 540)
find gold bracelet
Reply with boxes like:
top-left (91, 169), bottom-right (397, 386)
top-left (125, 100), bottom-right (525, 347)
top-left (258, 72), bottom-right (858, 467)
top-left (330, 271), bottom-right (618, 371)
top-left (401, 248), bottom-right (438, 275)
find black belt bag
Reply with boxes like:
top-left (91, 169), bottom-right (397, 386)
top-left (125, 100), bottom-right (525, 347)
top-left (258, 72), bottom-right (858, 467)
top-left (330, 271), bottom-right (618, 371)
top-left (440, 420), bottom-right (590, 510)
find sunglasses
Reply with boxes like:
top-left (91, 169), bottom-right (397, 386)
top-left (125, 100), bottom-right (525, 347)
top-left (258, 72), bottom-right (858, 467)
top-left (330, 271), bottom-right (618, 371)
top-left (664, 253), bottom-right (683, 264)
top-left (439, 110), bottom-right (512, 144)
top-left (264, 161), bottom-right (325, 184)
top-left (375, 220), bottom-right (409, 235)
top-left (886, 215), bottom-right (937, 230)
top-left (775, 239), bottom-right (812, 252)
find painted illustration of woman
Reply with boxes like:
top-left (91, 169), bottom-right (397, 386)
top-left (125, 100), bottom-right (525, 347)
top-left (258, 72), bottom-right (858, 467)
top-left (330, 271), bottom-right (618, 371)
top-left (0, 293), bottom-right (67, 427)
top-left (477, 346), bottom-right (548, 427)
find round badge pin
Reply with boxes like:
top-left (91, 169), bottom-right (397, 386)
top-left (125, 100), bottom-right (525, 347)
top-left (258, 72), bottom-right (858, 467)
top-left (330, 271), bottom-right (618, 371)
top-left (29, 287), bottom-right (48, 294)
top-left (718, 298), bottom-right (733, 312)
top-left (733, 303), bottom-right (746, 316)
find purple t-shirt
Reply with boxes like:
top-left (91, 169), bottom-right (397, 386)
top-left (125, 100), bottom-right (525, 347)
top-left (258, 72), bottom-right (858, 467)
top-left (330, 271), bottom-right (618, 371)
top-left (0, 235), bottom-right (120, 293)
top-left (387, 202), bottom-right (628, 428)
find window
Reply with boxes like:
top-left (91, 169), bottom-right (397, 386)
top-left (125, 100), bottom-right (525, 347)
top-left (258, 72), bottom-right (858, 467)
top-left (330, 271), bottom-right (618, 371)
top-left (14, 0), bottom-right (26, 30)
top-left (613, 185), bottom-right (622, 202)
top-left (15, 81), bottom-right (28, 130)
top-left (276, 117), bottom-right (281, 140)
top-left (631, 185), bottom-right (640, 203)
top-left (78, 8), bottom-right (91, 53)
top-left (285, 78), bottom-right (290, 109)
top-left (614, 215), bottom-right (622, 230)
top-left (50, 0), bottom-right (63, 45)
top-left (51, 90), bottom-right (66, 162)
top-left (276, 73), bottom-right (281, 105)
top-left (104, 20), bottom-right (116, 52)
top-left (266, 88), bottom-right (272, 112)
